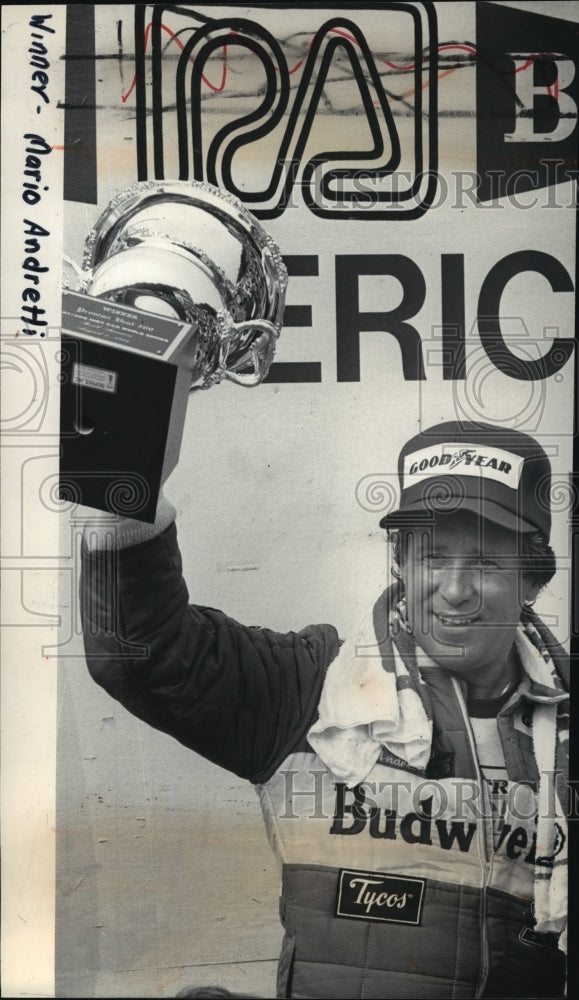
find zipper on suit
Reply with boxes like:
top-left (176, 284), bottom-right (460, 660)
top-left (451, 677), bottom-right (492, 999)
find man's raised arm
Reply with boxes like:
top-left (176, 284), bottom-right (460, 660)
top-left (79, 500), bottom-right (340, 784)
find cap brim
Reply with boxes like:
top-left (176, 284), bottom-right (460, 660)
top-left (379, 496), bottom-right (537, 534)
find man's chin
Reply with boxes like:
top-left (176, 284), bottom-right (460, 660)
top-left (413, 634), bottom-right (479, 674)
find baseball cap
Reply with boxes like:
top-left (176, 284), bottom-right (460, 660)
top-left (380, 421), bottom-right (552, 541)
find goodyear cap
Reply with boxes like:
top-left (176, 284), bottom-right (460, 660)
top-left (380, 421), bottom-right (552, 541)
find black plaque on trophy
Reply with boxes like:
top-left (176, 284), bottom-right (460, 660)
top-left (59, 291), bottom-right (196, 523)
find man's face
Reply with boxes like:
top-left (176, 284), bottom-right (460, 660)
top-left (399, 509), bottom-right (539, 684)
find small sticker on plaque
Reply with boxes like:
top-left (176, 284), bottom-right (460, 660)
top-left (72, 362), bottom-right (118, 393)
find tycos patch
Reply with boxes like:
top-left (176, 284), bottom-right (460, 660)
top-left (336, 869), bottom-right (426, 925)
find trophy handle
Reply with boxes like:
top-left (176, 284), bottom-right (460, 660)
top-left (212, 319), bottom-right (279, 388)
top-left (63, 254), bottom-right (86, 288)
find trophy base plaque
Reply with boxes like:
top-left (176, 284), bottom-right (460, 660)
top-left (59, 290), bottom-right (196, 523)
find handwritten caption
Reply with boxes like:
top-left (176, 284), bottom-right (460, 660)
top-left (21, 14), bottom-right (54, 337)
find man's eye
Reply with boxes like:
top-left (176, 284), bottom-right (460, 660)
top-left (422, 556), bottom-right (502, 569)
top-left (464, 558), bottom-right (504, 571)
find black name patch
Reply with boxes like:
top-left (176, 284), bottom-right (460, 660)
top-left (336, 869), bottom-right (426, 925)
top-left (519, 926), bottom-right (561, 951)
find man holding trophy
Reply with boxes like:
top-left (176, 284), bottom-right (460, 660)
top-left (69, 181), bottom-right (569, 999)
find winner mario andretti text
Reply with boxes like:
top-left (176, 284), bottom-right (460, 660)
top-left (21, 132), bottom-right (52, 337)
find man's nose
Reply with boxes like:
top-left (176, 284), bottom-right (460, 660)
top-left (436, 562), bottom-right (477, 605)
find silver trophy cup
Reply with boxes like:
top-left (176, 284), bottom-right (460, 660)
top-left (59, 180), bottom-right (288, 521)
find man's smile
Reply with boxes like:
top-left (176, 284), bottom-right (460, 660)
top-left (434, 612), bottom-right (481, 628)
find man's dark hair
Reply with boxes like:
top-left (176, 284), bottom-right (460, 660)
top-left (388, 527), bottom-right (556, 594)
top-left (521, 530), bottom-right (557, 591)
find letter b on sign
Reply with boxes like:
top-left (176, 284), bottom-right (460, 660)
top-left (476, 2), bottom-right (578, 201)
top-left (504, 53), bottom-right (577, 144)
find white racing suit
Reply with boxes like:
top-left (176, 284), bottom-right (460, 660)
top-left (81, 522), bottom-right (569, 998)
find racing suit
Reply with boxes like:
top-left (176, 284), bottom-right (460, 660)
top-left (80, 521), bottom-right (568, 999)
